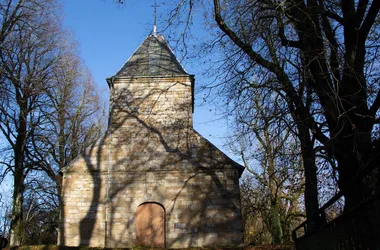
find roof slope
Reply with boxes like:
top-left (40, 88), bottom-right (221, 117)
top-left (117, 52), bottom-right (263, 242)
top-left (61, 128), bottom-right (244, 177)
top-left (112, 34), bottom-right (189, 77)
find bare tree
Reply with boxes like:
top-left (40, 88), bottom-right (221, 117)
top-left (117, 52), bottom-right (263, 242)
top-left (37, 45), bottom-right (104, 201)
top-left (218, 0), bottom-right (380, 208)
top-left (0, 0), bottom-right (29, 45)
top-left (0, 0), bottom-right (67, 245)
top-left (0, 0), bottom-right (105, 244)
top-left (20, 178), bottom-right (59, 245)
top-left (0, 193), bottom-right (11, 239)
top-left (231, 88), bottom-right (305, 244)
top-left (37, 48), bottom-right (105, 245)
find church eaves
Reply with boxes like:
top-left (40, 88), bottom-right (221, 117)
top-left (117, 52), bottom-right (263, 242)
top-left (108, 34), bottom-right (190, 79)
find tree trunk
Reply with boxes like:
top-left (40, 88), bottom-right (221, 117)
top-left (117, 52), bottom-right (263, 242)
top-left (333, 117), bottom-right (374, 210)
top-left (267, 140), bottom-right (283, 244)
top-left (336, 145), bottom-right (372, 210)
top-left (57, 94), bottom-right (66, 245)
top-left (297, 122), bottom-right (322, 231)
top-left (10, 168), bottom-right (25, 246)
top-left (10, 143), bottom-right (26, 246)
top-left (10, 88), bottom-right (28, 246)
top-left (281, 221), bottom-right (292, 243)
top-left (57, 174), bottom-right (65, 246)
top-left (269, 200), bottom-right (283, 244)
top-left (10, 190), bottom-right (23, 245)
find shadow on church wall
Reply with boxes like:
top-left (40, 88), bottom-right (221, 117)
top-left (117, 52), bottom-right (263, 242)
top-left (59, 76), bottom-right (243, 248)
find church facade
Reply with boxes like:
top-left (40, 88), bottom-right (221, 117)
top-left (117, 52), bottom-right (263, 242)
top-left (59, 34), bottom-right (244, 248)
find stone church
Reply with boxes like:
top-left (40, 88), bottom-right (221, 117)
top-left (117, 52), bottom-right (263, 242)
top-left (59, 33), bottom-right (244, 248)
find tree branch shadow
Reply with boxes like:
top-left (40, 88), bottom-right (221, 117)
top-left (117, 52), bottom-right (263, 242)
top-left (60, 77), bottom-right (243, 248)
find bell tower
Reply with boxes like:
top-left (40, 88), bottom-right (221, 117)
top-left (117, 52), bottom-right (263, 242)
top-left (106, 34), bottom-right (194, 132)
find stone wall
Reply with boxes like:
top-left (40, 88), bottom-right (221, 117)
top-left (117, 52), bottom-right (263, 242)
top-left (108, 169), bottom-right (242, 248)
top-left (60, 133), bottom-right (243, 248)
top-left (110, 76), bottom-right (193, 129)
top-left (59, 76), bottom-right (244, 248)
top-left (60, 172), bottom-right (107, 246)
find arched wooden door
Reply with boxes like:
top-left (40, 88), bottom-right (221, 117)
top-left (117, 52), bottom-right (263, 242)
top-left (136, 203), bottom-right (165, 248)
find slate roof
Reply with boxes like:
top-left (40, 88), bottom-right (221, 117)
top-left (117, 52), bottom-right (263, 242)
top-left (110, 34), bottom-right (190, 78)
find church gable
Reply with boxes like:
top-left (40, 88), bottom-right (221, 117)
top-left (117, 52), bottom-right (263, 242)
top-left (62, 125), bottom-right (242, 174)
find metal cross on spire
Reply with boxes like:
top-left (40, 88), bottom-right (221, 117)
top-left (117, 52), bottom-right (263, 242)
top-left (151, 0), bottom-right (160, 35)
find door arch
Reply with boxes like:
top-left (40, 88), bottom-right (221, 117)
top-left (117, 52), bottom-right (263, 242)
top-left (136, 202), bottom-right (165, 248)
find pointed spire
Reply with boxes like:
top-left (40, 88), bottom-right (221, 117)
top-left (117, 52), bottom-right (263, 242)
top-left (152, 0), bottom-right (160, 35)
top-left (110, 34), bottom-right (190, 77)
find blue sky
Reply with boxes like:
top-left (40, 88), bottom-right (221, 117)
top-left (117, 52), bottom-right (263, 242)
top-left (62, 0), bottom-right (233, 155)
